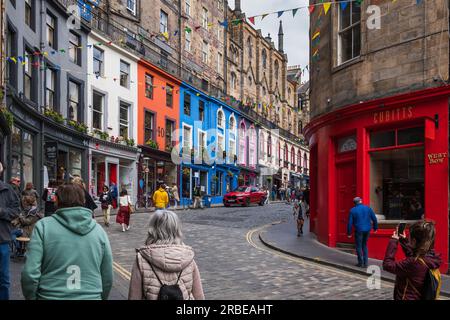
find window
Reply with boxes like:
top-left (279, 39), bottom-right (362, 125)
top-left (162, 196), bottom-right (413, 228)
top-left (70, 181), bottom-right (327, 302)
top-left (217, 52), bottom-right (222, 74)
top-left (183, 125), bottom-right (192, 149)
top-left (298, 120), bottom-right (303, 135)
top-left (217, 0), bottom-right (223, 11)
top-left (68, 80), bottom-right (81, 121)
top-left (25, 0), bottom-right (34, 30)
top-left (249, 128), bottom-right (256, 167)
top-left (202, 7), bottom-right (208, 28)
top-left (24, 49), bottom-right (33, 101)
top-left (291, 147), bottom-right (295, 166)
top-left (185, 30), bottom-right (191, 52)
top-left (69, 32), bottom-right (81, 65)
top-left (127, 0), bottom-right (136, 15)
top-left (267, 135), bottom-right (272, 157)
top-left (199, 101), bottom-right (205, 121)
top-left (338, 0), bottom-right (361, 64)
top-left (229, 139), bottom-right (236, 161)
top-left (247, 37), bottom-right (252, 58)
top-left (230, 73), bottom-right (237, 89)
top-left (370, 147), bottom-right (424, 221)
top-left (6, 26), bottom-right (17, 87)
top-left (92, 91), bottom-right (104, 130)
top-left (217, 22), bottom-right (223, 40)
top-left (46, 13), bottom-right (56, 49)
top-left (10, 127), bottom-right (34, 187)
top-left (120, 60), bottom-right (130, 88)
top-left (145, 74), bottom-right (153, 99)
top-left (165, 119), bottom-right (175, 151)
top-left (217, 110), bottom-right (224, 128)
top-left (93, 46), bottom-right (104, 76)
top-left (229, 116), bottom-right (235, 132)
top-left (262, 86), bottom-right (266, 96)
top-left (165, 84), bottom-right (174, 107)
top-left (274, 60), bottom-right (279, 80)
top-left (262, 49), bottom-right (267, 69)
top-left (144, 111), bottom-right (155, 143)
top-left (217, 134), bottom-right (224, 153)
top-left (338, 135), bottom-right (357, 153)
top-left (184, 93), bottom-right (191, 115)
top-left (260, 132), bottom-right (265, 159)
top-left (185, 0), bottom-right (190, 16)
top-left (297, 150), bottom-right (302, 170)
top-left (370, 127), bottom-right (423, 149)
top-left (160, 10), bottom-right (168, 34)
top-left (198, 130), bottom-right (206, 155)
top-left (288, 88), bottom-right (292, 100)
top-left (120, 103), bottom-right (130, 139)
top-left (45, 67), bottom-right (56, 110)
top-left (284, 145), bottom-right (288, 164)
top-left (202, 41), bottom-right (208, 63)
top-left (212, 171), bottom-right (223, 196)
top-left (239, 123), bottom-right (246, 165)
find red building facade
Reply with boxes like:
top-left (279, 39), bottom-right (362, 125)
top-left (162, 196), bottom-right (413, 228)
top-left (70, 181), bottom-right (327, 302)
top-left (305, 86), bottom-right (450, 272)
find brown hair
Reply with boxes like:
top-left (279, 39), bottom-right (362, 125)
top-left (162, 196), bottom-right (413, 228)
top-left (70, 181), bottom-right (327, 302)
top-left (409, 220), bottom-right (436, 258)
top-left (56, 183), bottom-right (85, 209)
top-left (25, 182), bottom-right (34, 190)
top-left (22, 195), bottom-right (37, 207)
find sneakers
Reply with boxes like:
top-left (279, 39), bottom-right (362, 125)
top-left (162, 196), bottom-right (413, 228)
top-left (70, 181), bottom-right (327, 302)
top-left (126, 225), bottom-right (130, 231)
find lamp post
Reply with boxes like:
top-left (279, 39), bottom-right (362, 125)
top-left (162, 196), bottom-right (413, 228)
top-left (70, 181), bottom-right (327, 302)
top-left (143, 157), bottom-right (150, 197)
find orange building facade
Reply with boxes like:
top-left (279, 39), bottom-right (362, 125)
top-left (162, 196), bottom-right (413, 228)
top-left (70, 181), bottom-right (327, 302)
top-left (137, 58), bottom-right (181, 197)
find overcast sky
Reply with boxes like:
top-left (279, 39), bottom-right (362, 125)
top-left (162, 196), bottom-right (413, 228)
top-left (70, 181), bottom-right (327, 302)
top-left (228, 0), bottom-right (310, 81)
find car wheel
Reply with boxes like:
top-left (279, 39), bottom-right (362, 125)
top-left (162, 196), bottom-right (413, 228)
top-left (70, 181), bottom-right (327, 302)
top-left (244, 198), bottom-right (250, 207)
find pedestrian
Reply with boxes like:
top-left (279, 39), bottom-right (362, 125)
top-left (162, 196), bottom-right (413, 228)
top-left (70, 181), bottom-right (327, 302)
top-left (153, 182), bottom-right (169, 210)
top-left (72, 177), bottom-right (98, 216)
top-left (264, 187), bottom-right (270, 205)
top-left (383, 221), bottom-right (442, 300)
top-left (271, 185), bottom-right (277, 201)
top-left (110, 182), bottom-right (118, 209)
top-left (116, 189), bottom-right (133, 232)
top-left (11, 195), bottom-right (41, 257)
top-left (99, 185), bottom-right (112, 227)
top-left (0, 162), bottom-right (20, 300)
top-left (303, 186), bottom-right (310, 205)
top-left (41, 180), bottom-right (58, 217)
top-left (290, 188), bottom-right (296, 202)
top-left (9, 176), bottom-right (22, 204)
top-left (171, 183), bottom-right (180, 210)
top-left (22, 182), bottom-right (39, 204)
top-left (193, 185), bottom-right (202, 209)
top-left (21, 183), bottom-right (113, 300)
top-left (347, 197), bottom-right (378, 268)
top-left (128, 210), bottom-right (205, 300)
top-left (279, 186), bottom-right (285, 201)
top-left (295, 187), bottom-right (303, 201)
top-left (286, 186), bottom-right (291, 203)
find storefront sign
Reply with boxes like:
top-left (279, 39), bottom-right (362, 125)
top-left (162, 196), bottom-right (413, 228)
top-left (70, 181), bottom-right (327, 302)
top-left (427, 152), bottom-right (448, 165)
top-left (45, 142), bottom-right (58, 160)
top-left (373, 106), bottom-right (413, 124)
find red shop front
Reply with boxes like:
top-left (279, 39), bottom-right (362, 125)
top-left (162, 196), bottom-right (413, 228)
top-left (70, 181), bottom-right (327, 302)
top-left (305, 86), bottom-right (450, 273)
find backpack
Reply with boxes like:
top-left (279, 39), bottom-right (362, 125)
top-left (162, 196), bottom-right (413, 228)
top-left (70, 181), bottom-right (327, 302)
top-left (149, 262), bottom-right (184, 300)
top-left (419, 258), bottom-right (442, 300)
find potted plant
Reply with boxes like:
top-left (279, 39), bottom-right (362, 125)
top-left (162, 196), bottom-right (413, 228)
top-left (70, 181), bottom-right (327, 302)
top-left (146, 139), bottom-right (158, 149)
top-left (127, 138), bottom-right (135, 147)
top-left (182, 167), bottom-right (190, 176)
top-left (0, 107), bottom-right (14, 129)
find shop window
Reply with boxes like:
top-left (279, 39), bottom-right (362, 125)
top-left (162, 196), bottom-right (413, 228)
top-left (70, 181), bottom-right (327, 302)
top-left (69, 150), bottom-right (82, 178)
top-left (398, 127), bottom-right (424, 145)
top-left (120, 102), bottom-right (130, 139)
top-left (92, 91), bottom-right (104, 130)
top-left (144, 111), bottom-right (154, 143)
top-left (10, 126), bottom-right (34, 187)
top-left (370, 130), bottom-right (395, 149)
top-left (211, 171), bottom-right (223, 196)
top-left (337, 135), bottom-right (357, 153)
top-left (370, 147), bottom-right (424, 221)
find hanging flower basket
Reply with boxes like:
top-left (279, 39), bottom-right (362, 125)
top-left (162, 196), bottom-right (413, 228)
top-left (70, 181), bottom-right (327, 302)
top-left (183, 167), bottom-right (191, 176)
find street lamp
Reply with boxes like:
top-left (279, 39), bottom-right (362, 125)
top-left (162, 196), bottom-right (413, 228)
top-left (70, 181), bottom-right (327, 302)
top-left (143, 157), bottom-right (150, 195)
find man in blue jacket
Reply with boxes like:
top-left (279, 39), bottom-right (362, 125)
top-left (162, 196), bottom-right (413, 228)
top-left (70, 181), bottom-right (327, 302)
top-left (347, 197), bottom-right (378, 268)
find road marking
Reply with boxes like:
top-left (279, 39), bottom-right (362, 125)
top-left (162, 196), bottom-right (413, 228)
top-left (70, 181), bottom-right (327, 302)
top-left (246, 223), bottom-right (395, 288)
top-left (113, 261), bottom-right (131, 280)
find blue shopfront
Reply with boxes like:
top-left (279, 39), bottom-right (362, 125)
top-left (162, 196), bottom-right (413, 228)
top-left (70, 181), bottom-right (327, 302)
top-left (179, 83), bottom-right (240, 205)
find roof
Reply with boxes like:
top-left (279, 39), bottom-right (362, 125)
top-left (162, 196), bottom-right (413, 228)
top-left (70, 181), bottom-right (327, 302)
top-left (297, 81), bottom-right (310, 95)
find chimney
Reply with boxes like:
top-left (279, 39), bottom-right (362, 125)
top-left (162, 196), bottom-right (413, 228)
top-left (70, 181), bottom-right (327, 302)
top-left (265, 33), bottom-right (272, 42)
top-left (278, 20), bottom-right (284, 53)
top-left (235, 0), bottom-right (241, 14)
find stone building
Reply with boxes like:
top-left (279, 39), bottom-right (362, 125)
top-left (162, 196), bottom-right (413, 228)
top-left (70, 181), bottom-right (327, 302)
top-left (305, 0), bottom-right (449, 272)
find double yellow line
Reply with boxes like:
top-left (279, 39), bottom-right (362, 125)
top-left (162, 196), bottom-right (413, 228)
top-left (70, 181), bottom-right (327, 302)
top-left (113, 261), bottom-right (131, 280)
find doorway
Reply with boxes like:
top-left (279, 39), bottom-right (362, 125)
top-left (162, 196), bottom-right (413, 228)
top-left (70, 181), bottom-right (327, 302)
top-left (336, 153), bottom-right (356, 243)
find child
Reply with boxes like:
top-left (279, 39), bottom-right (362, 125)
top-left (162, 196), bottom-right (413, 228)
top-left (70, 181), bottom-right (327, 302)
top-left (293, 200), bottom-right (304, 237)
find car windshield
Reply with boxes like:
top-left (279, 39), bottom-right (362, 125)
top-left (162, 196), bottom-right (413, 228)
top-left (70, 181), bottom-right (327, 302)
top-left (234, 186), bottom-right (248, 192)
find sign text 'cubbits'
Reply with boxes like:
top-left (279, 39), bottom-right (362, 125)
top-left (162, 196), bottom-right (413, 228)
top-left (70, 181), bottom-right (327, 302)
top-left (374, 106), bottom-right (413, 124)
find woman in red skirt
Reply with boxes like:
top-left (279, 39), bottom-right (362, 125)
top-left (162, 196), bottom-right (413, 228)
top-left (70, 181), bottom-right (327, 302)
top-left (116, 189), bottom-right (132, 232)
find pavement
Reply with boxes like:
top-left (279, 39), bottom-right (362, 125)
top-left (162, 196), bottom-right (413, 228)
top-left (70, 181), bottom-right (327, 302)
top-left (258, 217), bottom-right (450, 297)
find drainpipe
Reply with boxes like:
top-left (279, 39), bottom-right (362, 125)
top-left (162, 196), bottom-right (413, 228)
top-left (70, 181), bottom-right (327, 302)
top-left (178, 0), bottom-right (182, 77)
top-left (224, 1), bottom-right (229, 95)
top-left (40, 0), bottom-right (46, 192)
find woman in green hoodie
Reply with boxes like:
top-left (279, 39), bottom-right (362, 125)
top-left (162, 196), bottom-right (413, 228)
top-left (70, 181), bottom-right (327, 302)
top-left (21, 183), bottom-right (113, 300)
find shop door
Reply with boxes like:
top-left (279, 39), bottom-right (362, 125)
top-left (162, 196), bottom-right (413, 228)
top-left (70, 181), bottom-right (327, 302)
top-left (336, 157), bottom-right (356, 243)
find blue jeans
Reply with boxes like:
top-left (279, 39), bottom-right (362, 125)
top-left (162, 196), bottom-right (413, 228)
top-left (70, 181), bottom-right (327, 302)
top-left (354, 231), bottom-right (370, 266)
top-left (0, 243), bottom-right (11, 300)
top-left (11, 229), bottom-right (23, 255)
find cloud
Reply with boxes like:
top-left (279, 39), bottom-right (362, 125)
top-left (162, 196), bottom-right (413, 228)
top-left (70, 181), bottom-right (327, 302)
top-left (229, 0), bottom-right (310, 80)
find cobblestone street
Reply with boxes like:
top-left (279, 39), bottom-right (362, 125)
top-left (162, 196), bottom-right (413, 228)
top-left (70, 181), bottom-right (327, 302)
top-left (104, 203), bottom-right (393, 300)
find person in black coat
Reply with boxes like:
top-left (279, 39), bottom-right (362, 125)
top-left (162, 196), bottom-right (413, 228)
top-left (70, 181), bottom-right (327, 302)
top-left (99, 186), bottom-right (112, 227)
top-left (72, 177), bottom-right (98, 217)
top-left (42, 180), bottom-right (58, 217)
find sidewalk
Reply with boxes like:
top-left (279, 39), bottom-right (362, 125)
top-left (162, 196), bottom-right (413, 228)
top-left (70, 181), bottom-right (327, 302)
top-left (258, 219), bottom-right (450, 297)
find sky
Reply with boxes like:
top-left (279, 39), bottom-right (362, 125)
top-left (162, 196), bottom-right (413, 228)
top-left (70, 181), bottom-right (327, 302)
top-left (228, 0), bottom-right (310, 81)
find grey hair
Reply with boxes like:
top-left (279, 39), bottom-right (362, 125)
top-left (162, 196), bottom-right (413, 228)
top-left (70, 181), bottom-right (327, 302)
top-left (0, 162), bottom-right (3, 175)
top-left (145, 210), bottom-right (183, 245)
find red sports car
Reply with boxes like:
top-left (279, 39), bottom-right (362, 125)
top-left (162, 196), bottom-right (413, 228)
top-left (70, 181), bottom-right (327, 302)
top-left (223, 186), bottom-right (267, 207)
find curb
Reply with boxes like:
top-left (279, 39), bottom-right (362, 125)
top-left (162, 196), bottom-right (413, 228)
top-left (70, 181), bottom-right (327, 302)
top-left (257, 231), bottom-right (450, 298)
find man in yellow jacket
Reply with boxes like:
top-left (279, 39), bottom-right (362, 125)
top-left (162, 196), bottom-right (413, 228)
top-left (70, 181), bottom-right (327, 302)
top-left (153, 183), bottom-right (169, 210)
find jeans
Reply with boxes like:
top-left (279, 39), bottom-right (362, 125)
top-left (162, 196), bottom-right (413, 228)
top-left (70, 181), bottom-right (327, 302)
top-left (11, 229), bottom-right (23, 255)
top-left (0, 243), bottom-right (11, 300)
top-left (354, 231), bottom-right (370, 266)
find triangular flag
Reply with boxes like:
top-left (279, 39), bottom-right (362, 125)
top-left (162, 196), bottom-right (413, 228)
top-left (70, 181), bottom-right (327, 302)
top-left (207, 23), bottom-right (214, 27)
top-left (312, 31), bottom-right (320, 41)
top-left (174, 30), bottom-right (178, 36)
top-left (185, 26), bottom-right (192, 33)
top-left (11, 57), bottom-right (17, 64)
top-left (292, 8), bottom-right (299, 17)
top-left (248, 16), bottom-right (255, 25)
top-left (162, 32), bottom-right (169, 40)
top-left (261, 14), bottom-right (269, 21)
top-left (340, 1), bottom-right (349, 10)
top-left (323, 2), bottom-right (331, 15)
top-left (308, 5), bottom-right (315, 14)
top-left (232, 19), bottom-right (242, 25)
top-left (416, 0), bottom-right (422, 4)
top-left (356, 0), bottom-right (363, 5)
top-left (219, 20), bottom-right (228, 28)
top-left (277, 11), bottom-right (284, 18)
top-left (60, 49), bottom-right (66, 53)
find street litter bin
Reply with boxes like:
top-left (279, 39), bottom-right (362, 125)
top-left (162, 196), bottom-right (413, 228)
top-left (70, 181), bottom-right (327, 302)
top-left (202, 195), bottom-right (212, 208)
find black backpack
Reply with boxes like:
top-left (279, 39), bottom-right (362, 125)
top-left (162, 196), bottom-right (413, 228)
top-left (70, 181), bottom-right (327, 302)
top-left (149, 262), bottom-right (184, 300)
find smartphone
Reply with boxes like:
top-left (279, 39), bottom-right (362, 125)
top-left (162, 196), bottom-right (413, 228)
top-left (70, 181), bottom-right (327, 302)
top-left (397, 222), bottom-right (407, 235)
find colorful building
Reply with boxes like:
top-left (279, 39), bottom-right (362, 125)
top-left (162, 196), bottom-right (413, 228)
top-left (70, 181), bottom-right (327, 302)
top-left (137, 58), bottom-right (181, 196)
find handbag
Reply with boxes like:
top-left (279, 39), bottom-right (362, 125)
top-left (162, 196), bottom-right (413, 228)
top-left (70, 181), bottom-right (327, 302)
top-left (128, 196), bottom-right (135, 214)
